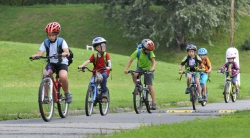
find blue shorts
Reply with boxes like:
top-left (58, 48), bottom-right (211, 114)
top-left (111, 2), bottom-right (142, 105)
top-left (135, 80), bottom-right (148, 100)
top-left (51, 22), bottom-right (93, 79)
top-left (200, 73), bottom-right (208, 85)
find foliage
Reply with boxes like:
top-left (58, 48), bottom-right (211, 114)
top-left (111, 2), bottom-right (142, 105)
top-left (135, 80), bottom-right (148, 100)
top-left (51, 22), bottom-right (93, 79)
top-left (0, 0), bottom-right (105, 6)
top-left (241, 38), bottom-right (250, 51)
top-left (104, 0), bottom-right (249, 50)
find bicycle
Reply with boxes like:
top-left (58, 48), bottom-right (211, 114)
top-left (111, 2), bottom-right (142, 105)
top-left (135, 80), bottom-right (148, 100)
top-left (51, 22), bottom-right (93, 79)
top-left (128, 70), bottom-right (153, 114)
top-left (180, 71), bottom-right (206, 110)
top-left (79, 66), bottom-right (110, 116)
top-left (219, 71), bottom-right (238, 103)
top-left (30, 55), bottom-right (69, 122)
top-left (200, 73), bottom-right (210, 107)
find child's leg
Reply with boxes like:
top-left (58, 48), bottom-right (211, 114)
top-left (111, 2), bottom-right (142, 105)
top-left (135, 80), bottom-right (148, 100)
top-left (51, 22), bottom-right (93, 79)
top-left (148, 85), bottom-right (156, 104)
top-left (100, 72), bottom-right (109, 94)
top-left (200, 73), bottom-right (208, 95)
top-left (232, 76), bottom-right (239, 93)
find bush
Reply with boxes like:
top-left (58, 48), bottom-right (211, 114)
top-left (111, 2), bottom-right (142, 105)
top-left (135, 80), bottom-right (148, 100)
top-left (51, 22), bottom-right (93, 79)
top-left (241, 39), bottom-right (250, 51)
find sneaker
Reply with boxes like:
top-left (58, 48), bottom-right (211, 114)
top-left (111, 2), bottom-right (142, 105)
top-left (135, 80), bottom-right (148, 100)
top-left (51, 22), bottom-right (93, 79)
top-left (151, 103), bottom-right (157, 110)
top-left (198, 96), bottom-right (203, 103)
top-left (43, 96), bottom-right (49, 103)
top-left (185, 88), bottom-right (190, 94)
top-left (102, 91), bottom-right (108, 98)
top-left (203, 95), bottom-right (207, 101)
top-left (65, 92), bottom-right (72, 104)
top-left (236, 89), bottom-right (240, 94)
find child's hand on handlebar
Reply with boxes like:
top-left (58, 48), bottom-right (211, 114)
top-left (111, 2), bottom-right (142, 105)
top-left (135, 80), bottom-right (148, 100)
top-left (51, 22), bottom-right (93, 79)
top-left (178, 70), bottom-right (183, 74)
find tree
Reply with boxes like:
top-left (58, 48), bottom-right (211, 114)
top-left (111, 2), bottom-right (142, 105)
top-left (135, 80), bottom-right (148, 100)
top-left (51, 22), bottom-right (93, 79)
top-left (104, 0), bottom-right (249, 50)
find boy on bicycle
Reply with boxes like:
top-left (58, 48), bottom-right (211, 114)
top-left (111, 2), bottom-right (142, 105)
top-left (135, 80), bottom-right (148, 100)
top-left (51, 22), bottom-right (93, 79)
top-left (198, 48), bottom-right (212, 101)
top-left (217, 52), bottom-right (240, 94)
top-left (124, 39), bottom-right (157, 110)
top-left (31, 22), bottom-right (72, 104)
top-left (78, 37), bottom-right (111, 99)
top-left (179, 44), bottom-right (204, 102)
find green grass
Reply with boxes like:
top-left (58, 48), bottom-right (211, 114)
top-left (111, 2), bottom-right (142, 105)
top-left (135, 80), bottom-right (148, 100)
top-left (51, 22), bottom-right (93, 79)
top-left (93, 110), bottom-right (250, 138)
top-left (1, 4), bottom-right (250, 137)
top-left (1, 41), bottom-right (250, 121)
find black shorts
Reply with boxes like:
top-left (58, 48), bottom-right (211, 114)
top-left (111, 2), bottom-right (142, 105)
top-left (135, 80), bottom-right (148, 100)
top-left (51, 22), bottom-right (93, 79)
top-left (46, 63), bottom-right (68, 74)
top-left (136, 68), bottom-right (153, 86)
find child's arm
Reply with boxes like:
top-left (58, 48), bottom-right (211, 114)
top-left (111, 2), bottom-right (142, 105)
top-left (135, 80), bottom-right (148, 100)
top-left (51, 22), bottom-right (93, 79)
top-left (124, 58), bottom-right (134, 74)
top-left (78, 60), bottom-right (90, 69)
top-left (106, 60), bottom-right (111, 70)
top-left (149, 58), bottom-right (156, 72)
top-left (31, 50), bottom-right (44, 59)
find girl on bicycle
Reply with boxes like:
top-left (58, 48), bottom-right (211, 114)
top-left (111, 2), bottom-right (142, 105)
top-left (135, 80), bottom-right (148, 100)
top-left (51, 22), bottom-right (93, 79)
top-left (198, 48), bottom-right (212, 101)
top-left (78, 37), bottom-right (111, 99)
top-left (178, 44), bottom-right (204, 102)
top-left (217, 52), bottom-right (240, 94)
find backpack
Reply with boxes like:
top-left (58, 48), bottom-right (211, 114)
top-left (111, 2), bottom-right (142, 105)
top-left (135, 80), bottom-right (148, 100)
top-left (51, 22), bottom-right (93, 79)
top-left (136, 44), bottom-right (151, 61)
top-left (136, 44), bottom-right (154, 79)
top-left (93, 52), bottom-right (108, 67)
top-left (44, 37), bottom-right (73, 66)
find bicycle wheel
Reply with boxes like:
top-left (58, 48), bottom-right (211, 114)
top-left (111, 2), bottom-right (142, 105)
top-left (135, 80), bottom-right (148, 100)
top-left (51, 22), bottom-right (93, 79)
top-left (38, 78), bottom-right (54, 122)
top-left (231, 86), bottom-right (237, 102)
top-left (133, 87), bottom-right (143, 114)
top-left (85, 86), bottom-right (94, 116)
top-left (57, 86), bottom-right (69, 118)
top-left (145, 90), bottom-right (152, 113)
top-left (224, 82), bottom-right (230, 103)
top-left (190, 87), bottom-right (197, 110)
top-left (99, 89), bottom-right (110, 116)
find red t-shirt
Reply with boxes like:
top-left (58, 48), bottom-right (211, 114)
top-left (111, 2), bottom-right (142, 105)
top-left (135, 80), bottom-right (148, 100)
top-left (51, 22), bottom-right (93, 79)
top-left (89, 53), bottom-right (110, 75)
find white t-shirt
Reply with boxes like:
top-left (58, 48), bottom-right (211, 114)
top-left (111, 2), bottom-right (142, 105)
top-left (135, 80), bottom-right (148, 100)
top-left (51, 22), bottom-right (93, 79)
top-left (39, 39), bottom-right (69, 65)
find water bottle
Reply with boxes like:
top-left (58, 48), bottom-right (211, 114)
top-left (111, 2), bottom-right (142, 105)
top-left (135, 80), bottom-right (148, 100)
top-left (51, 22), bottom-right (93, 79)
top-left (46, 65), bottom-right (52, 75)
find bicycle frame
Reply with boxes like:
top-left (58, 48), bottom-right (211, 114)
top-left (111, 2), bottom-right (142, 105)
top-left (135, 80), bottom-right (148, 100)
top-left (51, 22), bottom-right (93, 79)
top-left (30, 55), bottom-right (69, 122)
top-left (129, 70), bottom-right (152, 114)
top-left (80, 66), bottom-right (110, 116)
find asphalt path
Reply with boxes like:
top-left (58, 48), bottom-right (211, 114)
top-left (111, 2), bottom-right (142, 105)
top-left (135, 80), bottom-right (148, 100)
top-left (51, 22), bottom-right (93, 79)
top-left (0, 100), bottom-right (249, 138)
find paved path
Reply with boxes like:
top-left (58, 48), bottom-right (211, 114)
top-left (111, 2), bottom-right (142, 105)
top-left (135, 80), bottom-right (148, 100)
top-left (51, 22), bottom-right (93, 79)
top-left (0, 100), bottom-right (249, 138)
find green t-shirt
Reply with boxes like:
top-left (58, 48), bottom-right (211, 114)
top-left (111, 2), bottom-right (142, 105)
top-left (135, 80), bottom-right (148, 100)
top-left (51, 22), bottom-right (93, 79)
top-left (131, 50), bottom-right (155, 70)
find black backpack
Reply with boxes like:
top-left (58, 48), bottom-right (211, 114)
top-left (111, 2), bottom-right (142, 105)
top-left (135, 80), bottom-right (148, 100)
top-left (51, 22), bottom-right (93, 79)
top-left (44, 37), bottom-right (73, 66)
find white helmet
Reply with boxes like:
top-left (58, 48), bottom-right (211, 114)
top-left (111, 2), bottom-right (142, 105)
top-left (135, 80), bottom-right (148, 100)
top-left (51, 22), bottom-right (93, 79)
top-left (92, 37), bottom-right (107, 47)
top-left (226, 52), bottom-right (236, 59)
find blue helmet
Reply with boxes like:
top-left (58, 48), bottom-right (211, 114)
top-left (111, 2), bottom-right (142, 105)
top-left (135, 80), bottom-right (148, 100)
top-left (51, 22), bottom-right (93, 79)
top-left (92, 37), bottom-right (107, 47)
top-left (198, 48), bottom-right (208, 55)
top-left (186, 44), bottom-right (197, 51)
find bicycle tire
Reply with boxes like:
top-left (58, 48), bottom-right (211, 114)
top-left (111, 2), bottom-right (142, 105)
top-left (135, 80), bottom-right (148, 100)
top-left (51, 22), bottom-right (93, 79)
top-left (133, 87), bottom-right (143, 114)
top-left (85, 86), bottom-right (94, 116)
top-left (38, 79), bottom-right (54, 122)
top-left (224, 82), bottom-right (230, 103)
top-left (190, 87), bottom-right (196, 110)
top-left (99, 89), bottom-right (110, 116)
top-left (57, 86), bottom-right (69, 118)
top-left (231, 86), bottom-right (237, 102)
top-left (145, 90), bottom-right (152, 113)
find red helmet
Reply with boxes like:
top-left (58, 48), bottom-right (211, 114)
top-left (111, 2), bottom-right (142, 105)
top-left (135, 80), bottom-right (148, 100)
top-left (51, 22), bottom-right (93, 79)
top-left (45, 22), bottom-right (61, 34)
top-left (142, 39), bottom-right (155, 51)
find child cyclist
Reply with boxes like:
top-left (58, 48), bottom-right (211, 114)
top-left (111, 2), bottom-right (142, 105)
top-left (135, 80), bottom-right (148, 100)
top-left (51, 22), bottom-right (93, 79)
top-left (179, 44), bottom-right (204, 102)
top-left (217, 52), bottom-right (240, 94)
top-left (198, 48), bottom-right (212, 101)
top-left (31, 22), bottom-right (72, 104)
top-left (124, 39), bottom-right (157, 110)
top-left (78, 37), bottom-right (111, 98)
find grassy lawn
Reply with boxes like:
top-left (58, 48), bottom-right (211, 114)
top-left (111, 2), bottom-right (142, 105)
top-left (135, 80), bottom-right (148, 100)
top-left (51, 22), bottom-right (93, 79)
top-left (0, 4), bottom-right (250, 137)
top-left (93, 110), bottom-right (250, 138)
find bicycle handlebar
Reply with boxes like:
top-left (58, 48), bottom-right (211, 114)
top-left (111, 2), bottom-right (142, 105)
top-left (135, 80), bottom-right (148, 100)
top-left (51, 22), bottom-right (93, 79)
top-left (29, 55), bottom-right (61, 61)
top-left (78, 66), bottom-right (109, 73)
top-left (128, 70), bottom-right (153, 76)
